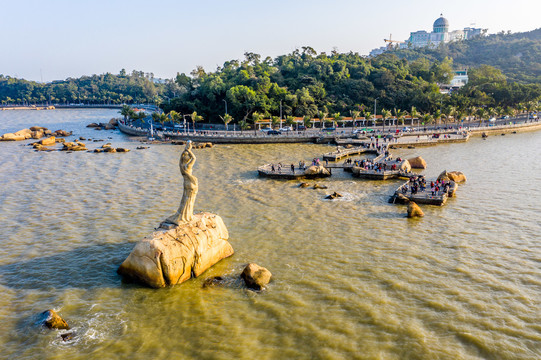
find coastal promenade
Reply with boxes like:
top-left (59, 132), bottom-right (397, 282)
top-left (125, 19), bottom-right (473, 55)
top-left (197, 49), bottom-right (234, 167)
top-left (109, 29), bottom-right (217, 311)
top-left (118, 116), bottom-right (541, 146)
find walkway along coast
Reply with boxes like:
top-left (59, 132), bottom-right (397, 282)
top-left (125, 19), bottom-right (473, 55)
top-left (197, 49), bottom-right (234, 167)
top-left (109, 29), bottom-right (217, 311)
top-left (118, 116), bottom-right (541, 146)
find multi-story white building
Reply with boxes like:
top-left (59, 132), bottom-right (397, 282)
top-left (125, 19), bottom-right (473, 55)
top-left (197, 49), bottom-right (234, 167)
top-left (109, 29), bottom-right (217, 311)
top-left (402, 15), bottom-right (483, 49)
top-left (369, 15), bottom-right (483, 56)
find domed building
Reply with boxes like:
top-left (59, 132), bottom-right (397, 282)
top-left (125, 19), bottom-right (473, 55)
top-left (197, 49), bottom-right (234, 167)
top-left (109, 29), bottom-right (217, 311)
top-left (369, 15), bottom-right (483, 56)
top-left (433, 15), bottom-right (449, 33)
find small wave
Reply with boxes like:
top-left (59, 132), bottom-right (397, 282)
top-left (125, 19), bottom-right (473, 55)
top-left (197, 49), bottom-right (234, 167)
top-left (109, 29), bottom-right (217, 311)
top-left (232, 179), bottom-right (258, 185)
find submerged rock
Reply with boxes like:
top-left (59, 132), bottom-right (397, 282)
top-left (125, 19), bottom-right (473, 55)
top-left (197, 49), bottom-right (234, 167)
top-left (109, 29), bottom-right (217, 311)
top-left (202, 276), bottom-right (226, 288)
top-left (393, 193), bottom-right (410, 204)
top-left (29, 126), bottom-right (48, 132)
top-left (312, 184), bottom-right (328, 190)
top-left (407, 202), bottom-right (424, 218)
top-left (60, 332), bottom-right (75, 341)
top-left (299, 182), bottom-right (310, 188)
top-left (116, 148), bottom-right (130, 153)
top-left (325, 192), bottom-right (343, 200)
top-left (53, 129), bottom-right (72, 137)
top-left (241, 263), bottom-right (272, 290)
top-left (40, 136), bottom-right (56, 146)
top-left (40, 310), bottom-right (70, 330)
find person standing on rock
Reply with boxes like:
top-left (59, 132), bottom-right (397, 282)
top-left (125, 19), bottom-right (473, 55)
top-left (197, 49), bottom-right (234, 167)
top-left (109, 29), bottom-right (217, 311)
top-left (166, 140), bottom-right (198, 225)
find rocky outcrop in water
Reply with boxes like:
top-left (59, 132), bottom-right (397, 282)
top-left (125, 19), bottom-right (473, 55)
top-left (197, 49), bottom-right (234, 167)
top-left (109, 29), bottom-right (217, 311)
top-left (304, 165), bottom-right (330, 176)
top-left (399, 160), bottom-right (412, 172)
top-left (325, 192), bottom-right (343, 200)
top-left (407, 156), bottom-right (427, 169)
top-left (241, 263), bottom-right (272, 290)
top-left (299, 182), bottom-right (310, 188)
top-left (40, 310), bottom-right (70, 330)
top-left (438, 170), bottom-right (467, 183)
top-left (407, 202), bottom-right (424, 218)
top-left (118, 212), bottom-right (234, 288)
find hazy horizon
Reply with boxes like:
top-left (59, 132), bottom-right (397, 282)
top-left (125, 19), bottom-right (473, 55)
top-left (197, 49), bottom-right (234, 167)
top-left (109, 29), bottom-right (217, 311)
top-left (2, 0), bottom-right (540, 82)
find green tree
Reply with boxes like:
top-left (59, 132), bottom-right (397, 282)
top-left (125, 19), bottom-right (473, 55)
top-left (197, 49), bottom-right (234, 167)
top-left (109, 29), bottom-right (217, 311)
top-left (190, 111), bottom-right (203, 132)
top-left (381, 109), bottom-right (392, 131)
top-left (251, 111), bottom-right (264, 134)
top-left (219, 113), bottom-right (233, 130)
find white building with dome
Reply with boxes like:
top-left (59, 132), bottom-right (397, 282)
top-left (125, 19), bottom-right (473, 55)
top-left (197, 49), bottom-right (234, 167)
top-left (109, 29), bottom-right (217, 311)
top-left (405, 15), bottom-right (482, 48)
top-left (369, 15), bottom-right (483, 56)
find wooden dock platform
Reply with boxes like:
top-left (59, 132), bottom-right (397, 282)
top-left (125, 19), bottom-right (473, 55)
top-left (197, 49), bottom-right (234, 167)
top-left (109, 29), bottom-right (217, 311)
top-left (391, 180), bottom-right (458, 206)
top-left (322, 146), bottom-right (378, 161)
top-left (257, 164), bottom-right (332, 180)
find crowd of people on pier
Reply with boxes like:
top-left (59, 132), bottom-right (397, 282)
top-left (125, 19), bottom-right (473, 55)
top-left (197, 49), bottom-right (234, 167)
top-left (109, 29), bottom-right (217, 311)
top-left (269, 160), bottom-right (310, 174)
top-left (401, 176), bottom-right (451, 196)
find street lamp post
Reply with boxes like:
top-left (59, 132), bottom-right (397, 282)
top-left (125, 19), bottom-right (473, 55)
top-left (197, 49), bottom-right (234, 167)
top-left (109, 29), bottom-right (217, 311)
top-left (373, 98), bottom-right (378, 128)
top-left (280, 100), bottom-right (283, 129)
top-left (223, 99), bottom-right (228, 115)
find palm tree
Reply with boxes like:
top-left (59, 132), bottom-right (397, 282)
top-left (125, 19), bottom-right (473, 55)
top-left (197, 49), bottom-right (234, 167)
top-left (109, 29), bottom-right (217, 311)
top-left (495, 106), bottom-right (504, 119)
top-left (270, 116), bottom-right (280, 129)
top-left (448, 106), bottom-right (458, 124)
top-left (525, 101), bottom-right (536, 121)
top-left (331, 112), bottom-right (342, 128)
top-left (303, 115), bottom-right (312, 129)
top-left (190, 111), bottom-right (203, 133)
top-left (120, 104), bottom-right (132, 122)
top-left (219, 113), bottom-right (233, 131)
top-left (239, 119), bottom-right (249, 134)
top-left (251, 111), bottom-right (264, 134)
top-left (394, 108), bottom-right (406, 131)
top-left (350, 110), bottom-right (360, 128)
top-left (285, 115), bottom-right (295, 130)
top-left (317, 110), bottom-right (328, 129)
top-left (168, 110), bottom-right (181, 128)
top-left (381, 109), bottom-right (391, 131)
top-left (362, 111), bottom-right (371, 128)
top-left (476, 108), bottom-right (488, 126)
top-left (487, 107), bottom-right (497, 121)
top-left (410, 106), bottom-right (419, 128)
top-left (422, 113), bottom-right (433, 128)
top-left (433, 109), bottom-right (442, 126)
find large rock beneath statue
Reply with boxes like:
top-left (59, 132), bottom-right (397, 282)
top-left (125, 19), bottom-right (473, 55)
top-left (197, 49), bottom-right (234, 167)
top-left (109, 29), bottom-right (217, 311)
top-left (304, 165), bottom-right (331, 176)
top-left (118, 212), bottom-right (233, 288)
top-left (407, 156), bottom-right (427, 169)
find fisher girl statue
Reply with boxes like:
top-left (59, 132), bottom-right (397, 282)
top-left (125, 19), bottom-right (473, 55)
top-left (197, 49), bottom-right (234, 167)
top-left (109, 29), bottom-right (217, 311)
top-left (165, 140), bottom-right (198, 225)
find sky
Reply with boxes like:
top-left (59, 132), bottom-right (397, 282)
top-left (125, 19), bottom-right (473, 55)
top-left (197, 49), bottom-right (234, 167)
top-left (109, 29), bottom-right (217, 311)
top-left (1, 0), bottom-right (540, 82)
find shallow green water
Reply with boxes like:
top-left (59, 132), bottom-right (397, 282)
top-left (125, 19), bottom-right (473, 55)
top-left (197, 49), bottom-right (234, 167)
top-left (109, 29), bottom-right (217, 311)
top-left (0, 110), bottom-right (540, 359)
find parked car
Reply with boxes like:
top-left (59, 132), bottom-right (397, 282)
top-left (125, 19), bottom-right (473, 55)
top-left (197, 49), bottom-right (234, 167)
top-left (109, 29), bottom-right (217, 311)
top-left (267, 130), bottom-right (282, 135)
top-left (279, 126), bottom-right (293, 132)
top-left (298, 125), bottom-right (306, 130)
top-left (323, 127), bottom-right (336, 132)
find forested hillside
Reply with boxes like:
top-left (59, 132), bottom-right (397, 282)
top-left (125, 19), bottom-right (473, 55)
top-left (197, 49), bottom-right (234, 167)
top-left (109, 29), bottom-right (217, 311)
top-left (392, 28), bottom-right (541, 83)
top-left (0, 70), bottom-right (176, 105)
